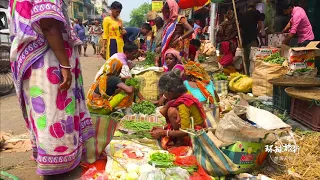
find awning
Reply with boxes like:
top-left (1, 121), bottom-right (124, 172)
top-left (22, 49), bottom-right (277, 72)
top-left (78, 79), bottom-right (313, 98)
top-left (194, 0), bottom-right (211, 12)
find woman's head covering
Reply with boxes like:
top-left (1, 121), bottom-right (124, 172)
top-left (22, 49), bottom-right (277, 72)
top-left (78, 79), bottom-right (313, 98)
top-left (164, 48), bottom-right (182, 64)
top-left (184, 61), bottom-right (210, 83)
top-left (163, 0), bottom-right (179, 22)
top-left (184, 61), bottom-right (217, 104)
top-left (97, 58), bottom-right (123, 97)
top-left (103, 58), bottom-right (123, 75)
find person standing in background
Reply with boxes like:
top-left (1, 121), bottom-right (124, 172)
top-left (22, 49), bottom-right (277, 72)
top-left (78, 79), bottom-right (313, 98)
top-left (74, 18), bottom-right (88, 56)
top-left (89, 20), bottom-right (103, 55)
top-left (258, 13), bottom-right (266, 46)
top-left (282, 4), bottom-right (314, 46)
top-left (101, 1), bottom-right (124, 59)
top-left (240, 3), bottom-right (262, 75)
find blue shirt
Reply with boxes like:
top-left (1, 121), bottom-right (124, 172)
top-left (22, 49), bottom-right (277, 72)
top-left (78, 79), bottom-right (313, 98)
top-left (74, 24), bottom-right (86, 41)
top-left (194, 24), bottom-right (200, 30)
top-left (124, 27), bottom-right (140, 43)
top-left (184, 80), bottom-right (215, 102)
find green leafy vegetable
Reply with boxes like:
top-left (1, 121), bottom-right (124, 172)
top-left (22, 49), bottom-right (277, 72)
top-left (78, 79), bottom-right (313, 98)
top-left (294, 68), bottom-right (311, 73)
top-left (198, 55), bottom-right (206, 63)
top-left (264, 52), bottom-right (286, 64)
top-left (213, 73), bottom-right (228, 81)
top-left (149, 152), bottom-right (175, 168)
top-left (125, 78), bottom-right (141, 90)
top-left (143, 51), bottom-right (156, 67)
top-left (132, 101), bottom-right (156, 115)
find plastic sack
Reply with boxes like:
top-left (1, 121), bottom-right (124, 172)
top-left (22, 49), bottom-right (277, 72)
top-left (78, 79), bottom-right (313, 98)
top-left (139, 169), bottom-right (166, 180)
top-left (229, 73), bottom-right (253, 93)
top-left (165, 167), bottom-right (190, 180)
top-left (215, 105), bottom-right (291, 144)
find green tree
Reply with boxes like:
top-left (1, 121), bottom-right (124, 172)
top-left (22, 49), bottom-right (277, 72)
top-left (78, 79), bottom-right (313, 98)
top-left (129, 3), bottom-right (151, 27)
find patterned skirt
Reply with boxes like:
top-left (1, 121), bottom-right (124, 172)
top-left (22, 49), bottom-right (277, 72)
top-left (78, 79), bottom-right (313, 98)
top-left (21, 46), bottom-right (94, 175)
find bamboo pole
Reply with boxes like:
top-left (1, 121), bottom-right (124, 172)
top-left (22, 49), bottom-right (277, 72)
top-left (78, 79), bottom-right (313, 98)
top-left (232, 0), bottom-right (248, 75)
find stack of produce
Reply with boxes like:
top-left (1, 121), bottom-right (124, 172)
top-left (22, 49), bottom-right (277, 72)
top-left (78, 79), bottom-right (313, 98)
top-left (132, 101), bottom-right (156, 115)
top-left (125, 78), bottom-right (141, 91)
top-left (213, 73), bottom-right (228, 81)
top-left (122, 120), bottom-right (162, 138)
top-left (142, 51), bottom-right (156, 68)
top-left (263, 52), bottom-right (286, 64)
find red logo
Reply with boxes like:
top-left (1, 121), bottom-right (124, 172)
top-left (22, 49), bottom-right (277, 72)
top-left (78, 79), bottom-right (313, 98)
top-left (240, 154), bottom-right (255, 162)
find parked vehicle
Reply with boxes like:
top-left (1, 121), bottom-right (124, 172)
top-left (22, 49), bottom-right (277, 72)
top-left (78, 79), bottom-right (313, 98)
top-left (0, 8), bottom-right (14, 96)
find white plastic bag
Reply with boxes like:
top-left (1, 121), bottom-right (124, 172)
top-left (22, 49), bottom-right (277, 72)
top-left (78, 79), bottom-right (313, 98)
top-left (138, 169), bottom-right (166, 180)
top-left (165, 167), bottom-right (190, 180)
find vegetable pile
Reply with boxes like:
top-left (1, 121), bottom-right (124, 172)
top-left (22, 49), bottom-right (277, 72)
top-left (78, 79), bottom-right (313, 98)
top-left (294, 68), bottom-right (311, 73)
top-left (198, 55), bottom-right (206, 63)
top-left (132, 101), bottom-right (156, 115)
top-left (263, 52), bottom-right (286, 64)
top-left (142, 51), bottom-right (156, 67)
top-left (213, 73), bottom-right (228, 81)
top-left (122, 120), bottom-right (162, 138)
top-left (125, 78), bottom-right (141, 90)
top-left (149, 152), bottom-right (175, 168)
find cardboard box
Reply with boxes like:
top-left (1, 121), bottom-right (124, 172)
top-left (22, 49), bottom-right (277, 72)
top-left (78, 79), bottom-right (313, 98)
top-left (221, 141), bottom-right (267, 173)
top-left (268, 33), bottom-right (289, 47)
top-left (281, 41), bottom-right (320, 70)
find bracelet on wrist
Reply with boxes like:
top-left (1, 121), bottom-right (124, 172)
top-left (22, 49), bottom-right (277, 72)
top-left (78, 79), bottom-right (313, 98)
top-left (59, 64), bottom-right (72, 69)
top-left (166, 130), bottom-right (169, 137)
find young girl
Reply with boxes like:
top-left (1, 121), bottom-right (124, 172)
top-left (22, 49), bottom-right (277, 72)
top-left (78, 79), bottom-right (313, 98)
top-left (101, 1), bottom-right (125, 59)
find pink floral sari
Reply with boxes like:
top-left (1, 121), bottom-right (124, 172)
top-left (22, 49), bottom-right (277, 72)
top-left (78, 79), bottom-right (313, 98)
top-left (9, 0), bottom-right (94, 175)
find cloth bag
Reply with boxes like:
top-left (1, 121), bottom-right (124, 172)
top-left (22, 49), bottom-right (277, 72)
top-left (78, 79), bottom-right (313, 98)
top-left (214, 80), bottom-right (228, 96)
top-left (252, 60), bottom-right (287, 97)
top-left (83, 113), bottom-right (122, 163)
top-left (191, 130), bottom-right (239, 176)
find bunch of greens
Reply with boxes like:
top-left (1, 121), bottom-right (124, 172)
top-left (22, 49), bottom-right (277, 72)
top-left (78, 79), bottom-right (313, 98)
top-left (125, 78), bottom-right (141, 90)
top-left (149, 152), bottom-right (175, 168)
top-left (294, 68), bottom-right (311, 73)
top-left (143, 51), bottom-right (156, 67)
top-left (214, 73), bottom-right (228, 81)
top-left (198, 55), bottom-right (206, 63)
top-left (264, 52), bottom-right (286, 64)
top-left (132, 101), bottom-right (156, 115)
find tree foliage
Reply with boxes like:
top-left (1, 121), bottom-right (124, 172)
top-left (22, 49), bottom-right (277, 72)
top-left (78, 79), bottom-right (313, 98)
top-left (129, 3), bottom-right (151, 27)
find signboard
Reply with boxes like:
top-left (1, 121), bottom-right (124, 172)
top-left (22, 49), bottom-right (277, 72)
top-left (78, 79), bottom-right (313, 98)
top-left (152, 1), bottom-right (163, 12)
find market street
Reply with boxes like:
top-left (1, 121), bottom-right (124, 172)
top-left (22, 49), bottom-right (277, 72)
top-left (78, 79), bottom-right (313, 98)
top-left (0, 47), bottom-right (105, 180)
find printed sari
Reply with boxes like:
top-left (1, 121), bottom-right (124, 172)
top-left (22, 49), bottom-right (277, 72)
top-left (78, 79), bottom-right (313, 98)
top-left (87, 58), bottom-right (133, 115)
top-left (9, 0), bottom-right (94, 175)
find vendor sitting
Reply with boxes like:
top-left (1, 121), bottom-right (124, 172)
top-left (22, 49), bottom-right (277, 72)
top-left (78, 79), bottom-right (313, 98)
top-left (87, 57), bottom-right (135, 115)
top-left (151, 70), bottom-right (207, 149)
top-left (163, 48), bottom-right (184, 72)
top-left (183, 61), bottom-right (220, 105)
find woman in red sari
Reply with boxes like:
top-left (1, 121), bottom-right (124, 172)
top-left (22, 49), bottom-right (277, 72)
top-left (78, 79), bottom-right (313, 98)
top-left (151, 70), bottom-right (206, 149)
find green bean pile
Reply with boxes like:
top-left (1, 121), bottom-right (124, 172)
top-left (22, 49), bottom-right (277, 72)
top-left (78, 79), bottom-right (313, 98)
top-left (122, 120), bottom-right (162, 139)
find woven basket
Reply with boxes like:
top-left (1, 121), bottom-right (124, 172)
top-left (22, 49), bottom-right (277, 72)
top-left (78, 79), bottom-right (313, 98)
top-left (285, 87), bottom-right (320, 101)
top-left (268, 76), bottom-right (320, 87)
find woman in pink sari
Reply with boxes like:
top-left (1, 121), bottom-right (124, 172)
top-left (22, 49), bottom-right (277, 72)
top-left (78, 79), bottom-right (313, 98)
top-left (9, 0), bottom-right (94, 175)
top-left (163, 49), bottom-right (184, 72)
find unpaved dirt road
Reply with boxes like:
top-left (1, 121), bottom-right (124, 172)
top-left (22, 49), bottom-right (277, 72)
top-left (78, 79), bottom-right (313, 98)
top-left (0, 47), bottom-right (105, 180)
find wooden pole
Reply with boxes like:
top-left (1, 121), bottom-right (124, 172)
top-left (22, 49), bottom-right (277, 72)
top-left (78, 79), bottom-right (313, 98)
top-left (232, 0), bottom-right (248, 75)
